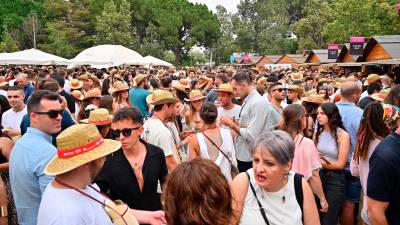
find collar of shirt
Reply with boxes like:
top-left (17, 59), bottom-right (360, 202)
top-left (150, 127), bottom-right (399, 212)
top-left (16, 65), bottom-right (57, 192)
top-left (336, 101), bottom-right (356, 107)
top-left (26, 127), bottom-right (53, 143)
top-left (242, 89), bottom-right (258, 104)
top-left (112, 139), bottom-right (157, 161)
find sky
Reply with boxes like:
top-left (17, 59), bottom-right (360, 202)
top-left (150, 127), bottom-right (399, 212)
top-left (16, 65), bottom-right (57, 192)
top-left (188, 0), bottom-right (241, 13)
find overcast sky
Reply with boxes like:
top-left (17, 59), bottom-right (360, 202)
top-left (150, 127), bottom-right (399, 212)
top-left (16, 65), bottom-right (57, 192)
top-left (188, 0), bottom-right (241, 13)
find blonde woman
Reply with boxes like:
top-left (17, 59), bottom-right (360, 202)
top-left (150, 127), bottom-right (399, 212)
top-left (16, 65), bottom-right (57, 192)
top-left (111, 81), bottom-right (130, 113)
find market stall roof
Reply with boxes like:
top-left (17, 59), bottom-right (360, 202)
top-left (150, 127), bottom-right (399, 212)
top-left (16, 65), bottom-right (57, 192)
top-left (305, 49), bottom-right (338, 64)
top-left (0, 48), bottom-right (69, 65)
top-left (69, 45), bottom-right (144, 68)
top-left (364, 35), bottom-right (400, 61)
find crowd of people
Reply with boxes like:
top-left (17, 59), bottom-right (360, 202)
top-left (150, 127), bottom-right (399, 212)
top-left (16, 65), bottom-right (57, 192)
top-left (0, 64), bottom-right (399, 225)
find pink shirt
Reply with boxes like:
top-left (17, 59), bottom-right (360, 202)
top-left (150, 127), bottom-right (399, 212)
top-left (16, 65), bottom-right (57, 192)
top-left (291, 134), bottom-right (322, 179)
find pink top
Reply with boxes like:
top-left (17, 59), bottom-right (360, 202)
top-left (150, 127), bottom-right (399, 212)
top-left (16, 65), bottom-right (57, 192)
top-left (291, 134), bottom-right (322, 179)
top-left (350, 138), bottom-right (381, 223)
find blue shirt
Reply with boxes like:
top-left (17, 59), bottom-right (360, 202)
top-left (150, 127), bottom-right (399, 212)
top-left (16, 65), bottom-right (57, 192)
top-left (9, 128), bottom-right (56, 225)
top-left (23, 84), bottom-right (35, 104)
top-left (129, 87), bottom-right (150, 117)
top-left (20, 110), bottom-right (75, 146)
top-left (335, 102), bottom-right (363, 169)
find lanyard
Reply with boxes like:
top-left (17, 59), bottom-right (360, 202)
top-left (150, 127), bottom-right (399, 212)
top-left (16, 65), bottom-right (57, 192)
top-left (55, 178), bottom-right (129, 225)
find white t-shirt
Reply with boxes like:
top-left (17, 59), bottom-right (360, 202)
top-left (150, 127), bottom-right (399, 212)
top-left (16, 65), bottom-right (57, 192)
top-left (218, 105), bottom-right (241, 130)
top-left (0, 89), bottom-right (7, 97)
top-left (1, 106), bottom-right (27, 131)
top-left (37, 183), bottom-right (113, 225)
top-left (142, 118), bottom-right (177, 160)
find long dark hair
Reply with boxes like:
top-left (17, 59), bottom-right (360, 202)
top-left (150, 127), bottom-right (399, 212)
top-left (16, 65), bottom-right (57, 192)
top-left (354, 102), bottom-right (389, 161)
top-left (315, 103), bottom-right (346, 145)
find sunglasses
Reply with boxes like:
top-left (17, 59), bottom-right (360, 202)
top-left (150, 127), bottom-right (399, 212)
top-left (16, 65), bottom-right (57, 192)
top-left (111, 127), bottom-right (141, 138)
top-left (272, 88), bottom-right (285, 92)
top-left (34, 109), bottom-right (64, 119)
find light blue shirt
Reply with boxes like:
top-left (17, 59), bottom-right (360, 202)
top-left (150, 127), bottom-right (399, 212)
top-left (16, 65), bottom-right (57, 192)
top-left (336, 101), bottom-right (363, 169)
top-left (129, 87), bottom-right (150, 117)
top-left (9, 127), bottom-right (56, 225)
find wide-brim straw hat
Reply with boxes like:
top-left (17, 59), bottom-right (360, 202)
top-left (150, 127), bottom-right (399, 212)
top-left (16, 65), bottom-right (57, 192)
top-left (71, 90), bottom-right (84, 101)
top-left (172, 82), bottom-right (189, 93)
top-left (371, 89), bottom-right (390, 102)
top-left (217, 83), bottom-right (234, 94)
top-left (287, 85), bottom-right (304, 97)
top-left (146, 89), bottom-right (179, 105)
top-left (84, 88), bottom-right (101, 100)
top-left (301, 94), bottom-right (325, 104)
top-left (80, 108), bottom-right (113, 125)
top-left (78, 74), bottom-right (90, 82)
top-left (185, 90), bottom-right (206, 102)
top-left (364, 74), bottom-right (381, 85)
top-left (45, 124), bottom-right (121, 176)
top-left (111, 81), bottom-right (130, 95)
top-left (133, 74), bottom-right (148, 86)
top-left (291, 73), bottom-right (303, 81)
top-left (70, 79), bottom-right (83, 90)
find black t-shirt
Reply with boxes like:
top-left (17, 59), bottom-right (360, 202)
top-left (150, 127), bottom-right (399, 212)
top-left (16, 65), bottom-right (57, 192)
top-left (367, 131), bottom-right (400, 224)
top-left (95, 139), bottom-right (168, 211)
top-left (60, 90), bottom-right (76, 113)
top-left (358, 96), bottom-right (375, 110)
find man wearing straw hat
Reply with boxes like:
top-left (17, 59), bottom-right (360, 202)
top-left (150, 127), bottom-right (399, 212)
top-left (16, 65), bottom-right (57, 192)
top-left (142, 89), bottom-right (180, 172)
top-left (37, 124), bottom-right (165, 225)
top-left (9, 90), bottom-right (63, 225)
top-left (129, 74), bottom-right (150, 117)
top-left (216, 83), bottom-right (241, 131)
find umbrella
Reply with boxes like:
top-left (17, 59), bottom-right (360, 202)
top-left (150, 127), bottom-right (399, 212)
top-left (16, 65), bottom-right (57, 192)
top-left (0, 49), bottom-right (69, 65)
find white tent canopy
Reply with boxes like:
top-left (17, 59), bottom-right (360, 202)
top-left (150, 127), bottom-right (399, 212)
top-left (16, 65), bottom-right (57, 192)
top-left (0, 49), bottom-right (69, 65)
top-left (140, 55), bottom-right (172, 67)
top-left (68, 45), bottom-right (144, 68)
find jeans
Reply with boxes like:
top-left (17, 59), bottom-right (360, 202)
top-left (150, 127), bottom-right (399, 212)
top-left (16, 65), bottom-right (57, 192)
top-left (237, 160), bottom-right (252, 173)
top-left (344, 170), bottom-right (362, 202)
top-left (319, 169), bottom-right (345, 225)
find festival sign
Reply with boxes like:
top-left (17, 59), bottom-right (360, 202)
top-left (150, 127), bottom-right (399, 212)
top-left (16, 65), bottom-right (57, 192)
top-left (349, 37), bottom-right (365, 56)
top-left (328, 44), bottom-right (339, 59)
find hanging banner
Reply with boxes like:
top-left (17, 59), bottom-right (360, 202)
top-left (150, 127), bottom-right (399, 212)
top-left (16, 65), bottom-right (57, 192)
top-left (350, 37), bottom-right (365, 56)
top-left (328, 44), bottom-right (339, 59)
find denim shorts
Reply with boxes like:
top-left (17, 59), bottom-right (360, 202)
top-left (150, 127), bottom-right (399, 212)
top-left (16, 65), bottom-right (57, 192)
top-left (344, 170), bottom-right (362, 202)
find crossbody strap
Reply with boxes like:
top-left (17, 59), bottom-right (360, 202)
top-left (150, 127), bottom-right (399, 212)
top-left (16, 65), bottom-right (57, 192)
top-left (245, 172), bottom-right (270, 225)
top-left (202, 132), bottom-right (232, 164)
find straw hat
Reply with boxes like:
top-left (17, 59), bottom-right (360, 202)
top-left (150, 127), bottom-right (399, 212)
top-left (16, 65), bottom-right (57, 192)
top-left (44, 124), bottom-right (121, 176)
top-left (111, 81), bottom-right (129, 95)
top-left (70, 79), bottom-right (83, 90)
top-left (84, 88), bottom-right (101, 100)
top-left (185, 90), bottom-right (206, 102)
top-left (301, 94), bottom-right (325, 104)
top-left (371, 89), bottom-right (390, 102)
top-left (257, 77), bottom-right (267, 85)
top-left (291, 73), bottom-right (303, 81)
top-left (364, 74), bottom-right (381, 85)
top-left (133, 74), bottom-right (148, 86)
top-left (0, 76), bottom-right (8, 87)
top-left (217, 83), bottom-right (234, 94)
top-left (71, 90), bottom-right (84, 101)
top-left (78, 74), bottom-right (90, 82)
top-left (172, 82), bottom-right (189, 93)
top-left (146, 89), bottom-right (179, 105)
top-left (287, 85), bottom-right (304, 97)
top-left (80, 108), bottom-right (113, 125)
top-left (304, 89), bottom-right (317, 97)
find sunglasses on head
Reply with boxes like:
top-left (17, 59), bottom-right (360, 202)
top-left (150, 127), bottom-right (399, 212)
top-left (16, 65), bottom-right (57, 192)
top-left (111, 127), bottom-right (141, 138)
top-left (34, 109), bottom-right (64, 119)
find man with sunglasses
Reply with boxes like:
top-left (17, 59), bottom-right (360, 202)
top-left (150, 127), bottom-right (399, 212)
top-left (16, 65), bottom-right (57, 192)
top-left (9, 90), bottom-right (63, 225)
top-left (96, 107), bottom-right (168, 212)
top-left (1, 86), bottom-right (27, 137)
top-left (267, 82), bottom-right (286, 115)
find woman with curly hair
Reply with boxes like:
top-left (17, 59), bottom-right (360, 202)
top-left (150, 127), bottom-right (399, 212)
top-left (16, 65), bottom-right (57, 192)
top-left (314, 103), bottom-right (350, 225)
top-left (350, 102), bottom-right (390, 225)
top-left (163, 158), bottom-right (234, 225)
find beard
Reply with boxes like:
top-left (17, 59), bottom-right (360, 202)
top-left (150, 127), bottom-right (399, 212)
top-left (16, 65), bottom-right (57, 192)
top-left (89, 159), bottom-right (104, 182)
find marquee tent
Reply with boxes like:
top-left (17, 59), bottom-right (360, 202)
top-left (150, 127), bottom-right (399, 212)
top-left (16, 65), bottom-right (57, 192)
top-left (140, 55), bottom-right (172, 67)
top-left (0, 49), bottom-right (69, 65)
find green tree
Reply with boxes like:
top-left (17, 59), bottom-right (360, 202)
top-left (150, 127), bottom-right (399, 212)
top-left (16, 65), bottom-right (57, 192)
top-left (293, 0), bottom-right (332, 50)
top-left (95, 0), bottom-right (134, 47)
top-left (0, 28), bottom-right (19, 52)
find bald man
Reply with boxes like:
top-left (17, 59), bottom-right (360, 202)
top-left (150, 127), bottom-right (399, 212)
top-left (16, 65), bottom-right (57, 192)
top-left (336, 81), bottom-right (363, 225)
top-left (16, 73), bottom-right (35, 103)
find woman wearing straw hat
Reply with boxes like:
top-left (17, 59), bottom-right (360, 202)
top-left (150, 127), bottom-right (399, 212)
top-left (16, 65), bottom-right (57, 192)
top-left (111, 81), bottom-right (131, 113)
top-left (184, 90), bottom-right (205, 132)
top-left (37, 124), bottom-right (166, 225)
top-left (78, 88), bottom-right (102, 121)
top-left (71, 90), bottom-right (84, 120)
top-left (301, 92), bottom-right (325, 139)
top-left (80, 108), bottom-right (113, 139)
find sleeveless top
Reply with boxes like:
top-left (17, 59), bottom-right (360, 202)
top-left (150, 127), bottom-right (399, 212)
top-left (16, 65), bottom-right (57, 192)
top-left (239, 169), bottom-right (303, 225)
top-left (316, 131), bottom-right (339, 161)
top-left (196, 128), bottom-right (236, 183)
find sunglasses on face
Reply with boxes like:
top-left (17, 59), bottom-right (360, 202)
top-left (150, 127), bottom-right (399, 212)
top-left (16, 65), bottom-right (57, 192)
top-left (111, 127), bottom-right (141, 138)
top-left (34, 109), bottom-right (64, 119)
top-left (272, 88), bottom-right (285, 92)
